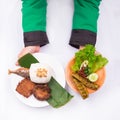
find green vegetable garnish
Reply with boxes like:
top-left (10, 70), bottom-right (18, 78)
top-left (72, 44), bottom-right (108, 73)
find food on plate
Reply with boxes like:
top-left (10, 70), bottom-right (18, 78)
top-left (9, 53), bottom-right (73, 108)
top-left (66, 44), bottom-right (108, 99)
top-left (8, 67), bottom-right (30, 79)
top-left (33, 84), bottom-right (51, 101)
top-left (72, 73), bottom-right (99, 90)
top-left (9, 63), bottom-right (53, 84)
top-left (9, 64), bottom-right (52, 100)
top-left (16, 79), bottom-right (35, 98)
top-left (29, 63), bottom-right (52, 83)
top-left (16, 78), bottom-right (51, 100)
top-left (72, 78), bottom-right (89, 99)
top-left (9, 63), bottom-right (53, 100)
top-left (72, 45), bottom-right (108, 74)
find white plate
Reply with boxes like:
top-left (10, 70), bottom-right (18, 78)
top-left (10, 53), bottom-right (65, 107)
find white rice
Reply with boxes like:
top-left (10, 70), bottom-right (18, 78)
top-left (29, 63), bottom-right (53, 83)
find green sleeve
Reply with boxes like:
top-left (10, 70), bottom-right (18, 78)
top-left (21, 0), bottom-right (47, 32)
top-left (73, 0), bottom-right (101, 33)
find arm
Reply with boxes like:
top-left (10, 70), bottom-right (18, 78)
top-left (69, 0), bottom-right (101, 48)
top-left (21, 0), bottom-right (49, 47)
top-left (16, 0), bottom-right (49, 65)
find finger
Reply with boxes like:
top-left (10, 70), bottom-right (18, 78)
top-left (18, 48), bottom-right (30, 59)
top-left (15, 61), bottom-right (19, 66)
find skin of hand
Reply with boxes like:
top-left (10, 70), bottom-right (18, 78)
top-left (16, 46), bottom-right (40, 65)
top-left (79, 46), bottom-right (84, 50)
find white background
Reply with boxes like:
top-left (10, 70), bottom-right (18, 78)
top-left (0, 0), bottom-right (120, 120)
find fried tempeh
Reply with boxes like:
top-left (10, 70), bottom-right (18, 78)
top-left (16, 79), bottom-right (35, 98)
top-left (72, 78), bottom-right (89, 99)
top-left (72, 73), bottom-right (99, 90)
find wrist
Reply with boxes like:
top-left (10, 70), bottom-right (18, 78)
top-left (26, 46), bottom-right (40, 53)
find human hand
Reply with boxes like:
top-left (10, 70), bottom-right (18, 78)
top-left (79, 46), bottom-right (84, 50)
top-left (16, 46), bottom-right (40, 65)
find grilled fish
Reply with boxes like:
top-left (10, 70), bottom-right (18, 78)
top-left (8, 67), bottom-right (30, 79)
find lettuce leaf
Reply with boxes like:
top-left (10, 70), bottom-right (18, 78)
top-left (92, 54), bottom-right (108, 72)
top-left (72, 44), bottom-right (108, 73)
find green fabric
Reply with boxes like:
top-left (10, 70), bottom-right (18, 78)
top-left (73, 0), bottom-right (101, 33)
top-left (21, 0), bottom-right (47, 32)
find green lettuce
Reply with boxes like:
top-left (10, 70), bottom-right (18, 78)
top-left (72, 44), bottom-right (108, 73)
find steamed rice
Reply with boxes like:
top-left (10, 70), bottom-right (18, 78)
top-left (29, 63), bottom-right (53, 83)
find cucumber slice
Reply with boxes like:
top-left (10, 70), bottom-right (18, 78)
top-left (87, 73), bottom-right (98, 82)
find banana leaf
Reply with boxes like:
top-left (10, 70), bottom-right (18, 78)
top-left (18, 53), bottom-right (39, 68)
top-left (47, 77), bottom-right (73, 108)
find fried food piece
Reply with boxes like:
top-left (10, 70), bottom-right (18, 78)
top-left (16, 79), bottom-right (35, 98)
top-left (72, 73), bottom-right (99, 90)
top-left (8, 67), bottom-right (30, 79)
top-left (72, 78), bottom-right (89, 99)
top-left (33, 84), bottom-right (51, 101)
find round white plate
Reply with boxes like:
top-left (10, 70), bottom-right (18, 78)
top-left (10, 53), bottom-right (65, 107)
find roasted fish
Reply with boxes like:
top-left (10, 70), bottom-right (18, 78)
top-left (8, 67), bottom-right (30, 79)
